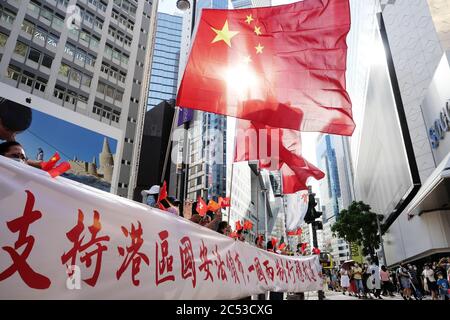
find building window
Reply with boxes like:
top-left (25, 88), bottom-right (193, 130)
top-left (6, 65), bottom-right (21, 81)
top-left (58, 63), bottom-right (70, 77)
top-left (70, 69), bottom-right (81, 83)
top-left (41, 54), bottom-right (53, 68)
top-left (40, 7), bottom-right (53, 23)
top-left (21, 20), bottom-right (35, 36)
top-left (81, 74), bottom-right (92, 87)
top-left (47, 33), bottom-right (59, 47)
top-left (28, 48), bottom-right (41, 63)
top-left (14, 42), bottom-right (28, 57)
top-left (1, 8), bottom-right (16, 25)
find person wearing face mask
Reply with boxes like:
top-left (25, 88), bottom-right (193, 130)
top-left (0, 141), bottom-right (27, 163)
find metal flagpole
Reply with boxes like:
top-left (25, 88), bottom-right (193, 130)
top-left (227, 162), bottom-right (234, 225)
top-left (264, 188), bottom-right (268, 249)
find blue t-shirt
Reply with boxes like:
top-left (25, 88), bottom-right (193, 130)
top-left (437, 278), bottom-right (449, 291)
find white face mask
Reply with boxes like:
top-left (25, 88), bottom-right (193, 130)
top-left (11, 157), bottom-right (26, 164)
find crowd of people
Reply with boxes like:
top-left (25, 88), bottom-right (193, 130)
top-left (323, 258), bottom-right (450, 300)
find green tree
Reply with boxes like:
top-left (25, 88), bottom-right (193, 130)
top-left (331, 201), bottom-right (382, 261)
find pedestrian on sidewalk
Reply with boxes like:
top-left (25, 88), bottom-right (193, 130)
top-left (368, 259), bottom-right (382, 299)
top-left (422, 264), bottom-right (438, 300)
top-left (436, 272), bottom-right (450, 300)
top-left (380, 265), bottom-right (395, 296)
top-left (340, 266), bottom-right (350, 295)
top-left (397, 263), bottom-right (412, 300)
top-left (352, 263), bottom-right (364, 298)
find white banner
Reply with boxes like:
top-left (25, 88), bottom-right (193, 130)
top-left (284, 191), bottom-right (309, 232)
top-left (0, 157), bottom-right (322, 299)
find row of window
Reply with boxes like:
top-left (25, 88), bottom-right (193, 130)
top-left (0, 6), bottom-right (16, 25)
top-left (68, 25), bottom-right (102, 51)
top-left (93, 101), bottom-right (121, 123)
top-left (58, 62), bottom-right (92, 88)
top-left (86, 0), bottom-right (107, 13)
top-left (108, 26), bottom-right (132, 47)
top-left (155, 37), bottom-right (181, 49)
top-left (13, 41), bottom-right (53, 69)
top-left (64, 41), bottom-right (96, 68)
top-left (149, 84), bottom-right (176, 95)
top-left (148, 91), bottom-right (174, 102)
top-left (53, 84), bottom-right (89, 108)
top-left (156, 18), bottom-right (183, 31)
top-left (151, 68), bottom-right (177, 79)
top-left (155, 32), bottom-right (181, 44)
top-left (154, 44), bottom-right (180, 55)
top-left (152, 57), bottom-right (179, 68)
top-left (100, 62), bottom-right (127, 83)
top-left (153, 49), bottom-right (179, 62)
top-left (104, 44), bottom-right (129, 65)
top-left (27, 1), bottom-right (65, 30)
top-left (149, 76), bottom-right (177, 88)
top-left (111, 8), bottom-right (135, 32)
top-left (20, 19), bottom-right (59, 52)
top-left (97, 81), bottom-right (124, 103)
top-left (74, 4), bottom-right (104, 30)
top-left (113, 0), bottom-right (137, 17)
top-left (6, 64), bottom-right (48, 93)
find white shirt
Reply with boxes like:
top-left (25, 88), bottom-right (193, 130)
top-left (422, 269), bottom-right (436, 282)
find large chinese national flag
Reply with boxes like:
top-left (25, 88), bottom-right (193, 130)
top-left (177, 0), bottom-right (354, 135)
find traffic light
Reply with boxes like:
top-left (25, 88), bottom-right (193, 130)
top-left (312, 220), bottom-right (323, 230)
top-left (304, 193), bottom-right (322, 224)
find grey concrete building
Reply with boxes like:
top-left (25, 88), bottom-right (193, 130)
top-left (0, 0), bottom-right (158, 198)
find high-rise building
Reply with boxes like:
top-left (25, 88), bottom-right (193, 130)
top-left (147, 12), bottom-right (182, 110)
top-left (231, 0), bottom-right (271, 8)
top-left (316, 134), bottom-right (354, 265)
top-left (351, 0), bottom-right (450, 266)
top-left (0, 0), bottom-right (157, 198)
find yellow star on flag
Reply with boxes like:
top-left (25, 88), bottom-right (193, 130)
top-left (211, 20), bottom-right (239, 47)
top-left (254, 26), bottom-right (262, 36)
top-left (255, 43), bottom-right (264, 54)
top-left (243, 55), bottom-right (252, 64)
top-left (245, 14), bottom-right (254, 24)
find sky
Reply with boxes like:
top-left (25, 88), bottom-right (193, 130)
top-left (157, 0), bottom-right (321, 193)
top-left (16, 108), bottom-right (117, 163)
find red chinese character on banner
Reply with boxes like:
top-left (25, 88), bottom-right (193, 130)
top-left (285, 260), bottom-right (295, 283)
top-left (212, 245), bottom-right (227, 282)
top-left (116, 222), bottom-right (149, 286)
top-left (234, 252), bottom-right (246, 284)
top-left (248, 257), bottom-right (267, 285)
top-left (199, 240), bottom-right (213, 282)
top-left (295, 261), bottom-right (305, 282)
top-left (0, 190), bottom-right (51, 289)
top-left (61, 209), bottom-right (110, 287)
top-left (225, 251), bottom-right (239, 284)
top-left (302, 261), bottom-right (314, 282)
top-left (155, 230), bottom-right (174, 285)
top-left (276, 258), bottom-right (287, 283)
top-left (263, 260), bottom-right (274, 282)
top-left (307, 260), bottom-right (317, 281)
top-left (179, 236), bottom-right (196, 288)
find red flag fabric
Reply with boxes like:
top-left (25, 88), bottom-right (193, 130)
top-left (40, 152), bottom-right (61, 171)
top-left (271, 237), bottom-right (278, 248)
top-left (278, 243), bottom-right (286, 251)
top-left (301, 242), bottom-right (308, 254)
top-left (158, 181), bottom-right (167, 203)
top-left (234, 119), bottom-right (325, 193)
top-left (196, 196), bottom-right (208, 216)
top-left (235, 220), bottom-right (243, 231)
top-left (177, 0), bottom-right (354, 135)
top-left (218, 197), bottom-right (231, 207)
top-left (287, 228), bottom-right (302, 236)
top-left (207, 200), bottom-right (221, 212)
top-left (312, 247), bottom-right (321, 255)
top-left (243, 220), bottom-right (253, 230)
top-left (47, 161), bottom-right (71, 178)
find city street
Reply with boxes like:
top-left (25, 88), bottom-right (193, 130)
top-left (300, 291), bottom-right (431, 301)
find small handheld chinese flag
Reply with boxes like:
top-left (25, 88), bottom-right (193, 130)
top-left (312, 247), bottom-right (321, 255)
top-left (301, 242), bottom-right (308, 254)
top-left (158, 181), bottom-right (167, 203)
top-left (40, 152), bottom-right (61, 171)
top-left (271, 237), bottom-right (278, 248)
top-left (243, 220), bottom-right (253, 230)
top-left (196, 196), bottom-right (208, 217)
top-left (47, 161), bottom-right (71, 178)
top-left (207, 200), bottom-right (220, 212)
top-left (218, 197), bottom-right (231, 207)
top-left (235, 220), bottom-right (243, 231)
top-left (278, 242), bottom-right (287, 251)
top-left (229, 231), bottom-right (238, 239)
